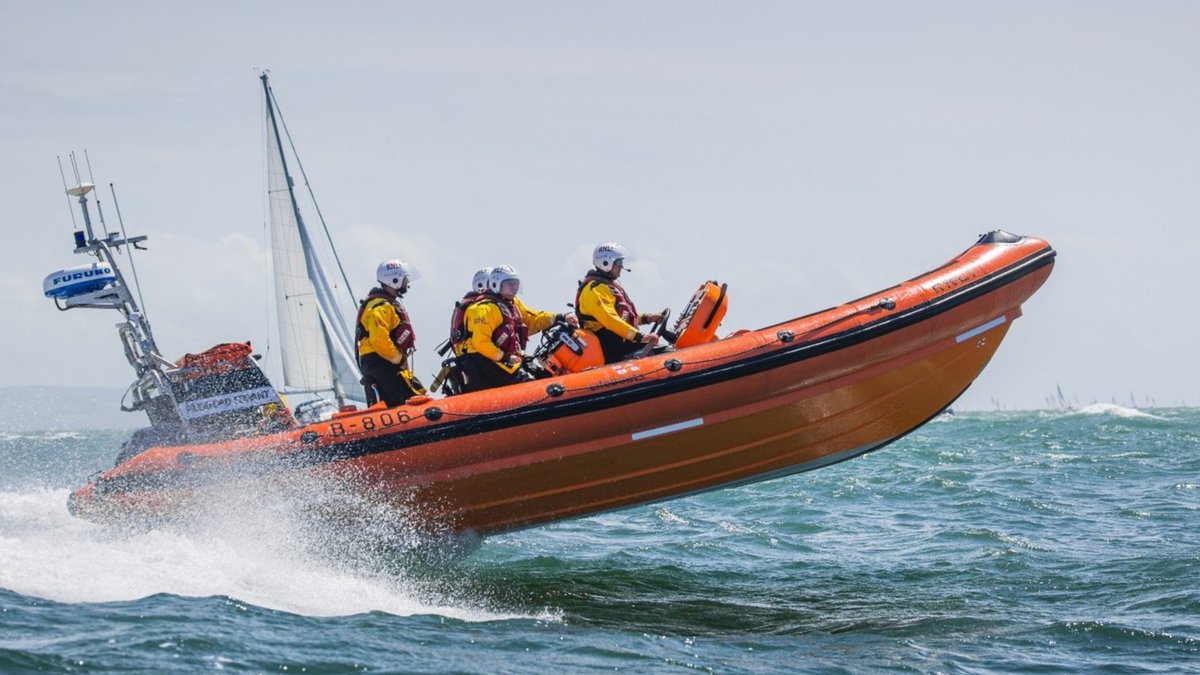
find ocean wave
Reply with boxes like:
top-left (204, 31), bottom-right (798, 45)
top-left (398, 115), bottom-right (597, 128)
top-left (1065, 404), bottom-right (1168, 420)
top-left (3, 410), bottom-right (1198, 672)
top-left (654, 507), bottom-right (688, 524)
top-left (0, 431), bottom-right (86, 442)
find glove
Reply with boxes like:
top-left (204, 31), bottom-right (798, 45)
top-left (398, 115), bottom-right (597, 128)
top-left (642, 312), bottom-right (664, 324)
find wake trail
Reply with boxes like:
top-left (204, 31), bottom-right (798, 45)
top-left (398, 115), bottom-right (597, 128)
top-left (0, 487), bottom-right (548, 623)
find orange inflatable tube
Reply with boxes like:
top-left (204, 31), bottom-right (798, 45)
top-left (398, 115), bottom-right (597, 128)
top-left (69, 231), bottom-right (1056, 538)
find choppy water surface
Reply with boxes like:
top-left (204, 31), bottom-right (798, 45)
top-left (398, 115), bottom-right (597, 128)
top-left (1, 406), bottom-right (1197, 673)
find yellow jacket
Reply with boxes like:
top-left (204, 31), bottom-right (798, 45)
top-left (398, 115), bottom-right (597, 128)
top-left (577, 281), bottom-right (642, 341)
top-left (462, 296), bottom-right (556, 363)
top-left (357, 297), bottom-right (409, 365)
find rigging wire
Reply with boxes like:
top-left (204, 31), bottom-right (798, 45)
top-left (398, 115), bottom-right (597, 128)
top-left (109, 183), bottom-right (150, 320)
top-left (265, 82), bottom-right (358, 305)
top-left (56, 156), bottom-right (80, 234)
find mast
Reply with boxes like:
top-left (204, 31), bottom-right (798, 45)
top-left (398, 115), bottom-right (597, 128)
top-left (261, 73), bottom-right (361, 406)
top-left (48, 170), bottom-right (185, 432)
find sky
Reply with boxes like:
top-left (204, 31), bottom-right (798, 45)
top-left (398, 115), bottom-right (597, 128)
top-left (2, 1), bottom-right (1197, 418)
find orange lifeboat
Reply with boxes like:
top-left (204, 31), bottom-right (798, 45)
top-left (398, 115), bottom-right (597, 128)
top-left (69, 231), bottom-right (1056, 538)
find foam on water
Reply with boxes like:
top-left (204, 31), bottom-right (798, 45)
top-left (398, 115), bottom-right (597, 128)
top-left (1068, 403), bottom-right (1167, 420)
top-left (0, 486), bottom-right (543, 623)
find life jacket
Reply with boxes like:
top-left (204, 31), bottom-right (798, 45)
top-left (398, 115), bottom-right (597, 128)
top-left (476, 295), bottom-right (529, 354)
top-left (449, 291), bottom-right (488, 348)
top-left (355, 287), bottom-right (415, 354)
top-left (576, 270), bottom-right (639, 327)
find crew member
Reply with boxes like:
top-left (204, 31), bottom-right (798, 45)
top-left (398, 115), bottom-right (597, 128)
top-left (458, 264), bottom-right (577, 392)
top-left (356, 258), bottom-right (425, 406)
top-left (575, 242), bottom-right (664, 363)
top-left (448, 267), bottom-right (493, 357)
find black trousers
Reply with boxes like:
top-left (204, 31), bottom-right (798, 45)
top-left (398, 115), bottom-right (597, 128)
top-left (595, 328), bottom-right (645, 363)
top-left (458, 353), bottom-right (533, 393)
top-left (359, 353), bottom-right (422, 407)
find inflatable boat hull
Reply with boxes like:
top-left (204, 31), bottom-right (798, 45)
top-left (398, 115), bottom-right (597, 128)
top-left (70, 232), bottom-right (1055, 537)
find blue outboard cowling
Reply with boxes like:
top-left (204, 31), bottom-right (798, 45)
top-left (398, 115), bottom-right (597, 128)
top-left (43, 262), bottom-right (117, 299)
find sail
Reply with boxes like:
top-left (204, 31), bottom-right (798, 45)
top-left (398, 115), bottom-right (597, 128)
top-left (262, 74), bottom-right (361, 401)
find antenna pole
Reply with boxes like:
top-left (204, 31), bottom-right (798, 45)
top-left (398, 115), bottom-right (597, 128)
top-left (110, 183), bottom-right (151, 322)
top-left (84, 150), bottom-right (112, 238)
top-left (71, 185), bottom-right (98, 242)
top-left (57, 156), bottom-right (81, 234)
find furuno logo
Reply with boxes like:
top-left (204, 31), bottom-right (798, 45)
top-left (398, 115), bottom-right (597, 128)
top-left (53, 268), bottom-right (112, 286)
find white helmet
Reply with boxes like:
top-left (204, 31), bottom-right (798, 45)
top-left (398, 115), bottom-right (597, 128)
top-left (472, 267), bottom-right (494, 293)
top-left (376, 259), bottom-right (418, 291)
top-left (488, 264), bottom-right (521, 295)
top-left (593, 242), bottom-right (631, 272)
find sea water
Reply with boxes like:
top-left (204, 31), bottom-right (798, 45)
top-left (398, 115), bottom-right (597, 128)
top-left (1, 407), bottom-right (1196, 673)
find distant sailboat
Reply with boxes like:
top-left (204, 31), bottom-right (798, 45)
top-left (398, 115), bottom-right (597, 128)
top-left (260, 73), bottom-right (362, 416)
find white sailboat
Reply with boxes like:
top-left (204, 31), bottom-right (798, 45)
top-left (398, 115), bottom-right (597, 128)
top-left (260, 73), bottom-right (363, 418)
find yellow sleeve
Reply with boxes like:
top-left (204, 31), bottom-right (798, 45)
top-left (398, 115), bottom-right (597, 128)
top-left (513, 297), bottom-right (558, 335)
top-left (464, 302), bottom-right (505, 361)
top-left (363, 302), bottom-right (403, 363)
top-left (578, 283), bottom-right (639, 341)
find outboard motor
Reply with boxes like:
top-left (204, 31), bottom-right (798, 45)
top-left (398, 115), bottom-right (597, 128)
top-left (539, 326), bottom-right (604, 376)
